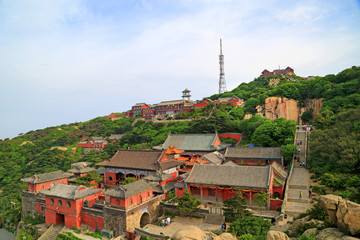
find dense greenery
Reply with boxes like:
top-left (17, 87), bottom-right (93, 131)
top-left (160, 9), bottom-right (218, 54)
top-left (309, 108), bottom-right (360, 203)
top-left (228, 216), bottom-right (272, 239)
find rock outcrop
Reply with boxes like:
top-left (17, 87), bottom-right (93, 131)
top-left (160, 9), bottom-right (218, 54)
top-left (320, 195), bottom-right (360, 236)
top-left (172, 226), bottom-right (236, 240)
top-left (255, 97), bottom-right (322, 123)
top-left (315, 228), bottom-right (360, 240)
top-left (267, 230), bottom-right (290, 240)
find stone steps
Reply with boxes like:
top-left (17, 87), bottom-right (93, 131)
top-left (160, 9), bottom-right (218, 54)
top-left (287, 198), bottom-right (310, 203)
top-left (288, 185), bottom-right (308, 190)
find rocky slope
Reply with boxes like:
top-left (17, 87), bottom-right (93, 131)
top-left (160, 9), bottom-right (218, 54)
top-left (255, 97), bottom-right (322, 124)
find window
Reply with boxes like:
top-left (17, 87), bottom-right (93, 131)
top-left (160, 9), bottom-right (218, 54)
top-left (130, 199), bottom-right (133, 205)
top-left (67, 201), bottom-right (71, 208)
top-left (193, 187), bottom-right (200, 195)
top-left (41, 205), bottom-right (45, 211)
top-left (83, 199), bottom-right (89, 207)
top-left (179, 188), bottom-right (183, 191)
top-left (50, 198), bottom-right (54, 205)
top-left (58, 199), bottom-right (63, 207)
top-left (208, 189), bottom-right (215, 196)
top-left (108, 176), bottom-right (113, 181)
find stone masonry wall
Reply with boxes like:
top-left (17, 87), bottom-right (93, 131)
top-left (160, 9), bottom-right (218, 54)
top-left (21, 191), bottom-right (37, 218)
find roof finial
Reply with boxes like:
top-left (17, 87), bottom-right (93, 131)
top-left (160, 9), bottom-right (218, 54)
top-left (220, 39), bottom-right (223, 55)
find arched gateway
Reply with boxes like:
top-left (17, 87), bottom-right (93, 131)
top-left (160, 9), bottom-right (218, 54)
top-left (140, 212), bottom-right (150, 228)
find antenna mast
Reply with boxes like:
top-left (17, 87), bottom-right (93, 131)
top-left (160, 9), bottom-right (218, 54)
top-left (219, 39), bottom-right (226, 94)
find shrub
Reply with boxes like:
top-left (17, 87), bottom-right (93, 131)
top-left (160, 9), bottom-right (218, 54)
top-left (299, 233), bottom-right (316, 240)
top-left (239, 233), bottom-right (256, 240)
top-left (228, 216), bottom-right (272, 239)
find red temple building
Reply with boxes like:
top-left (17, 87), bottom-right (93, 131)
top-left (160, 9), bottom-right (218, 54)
top-left (95, 150), bottom-right (182, 186)
top-left (77, 137), bottom-right (108, 150)
top-left (177, 163), bottom-right (286, 210)
top-left (21, 170), bottom-right (73, 192)
top-left (224, 147), bottom-right (284, 166)
top-left (41, 184), bottom-right (101, 228)
top-left (214, 96), bottom-right (243, 106)
top-left (261, 67), bottom-right (294, 77)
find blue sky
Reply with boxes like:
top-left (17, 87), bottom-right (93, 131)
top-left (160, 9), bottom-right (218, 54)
top-left (0, 0), bottom-right (359, 139)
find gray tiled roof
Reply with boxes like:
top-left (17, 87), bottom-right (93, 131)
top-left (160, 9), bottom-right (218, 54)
top-left (150, 182), bottom-right (175, 194)
top-left (225, 147), bottom-right (283, 160)
top-left (201, 151), bottom-right (225, 165)
top-left (160, 133), bottom-right (223, 151)
top-left (68, 162), bottom-right (95, 174)
top-left (222, 161), bottom-right (238, 166)
top-left (96, 150), bottom-right (163, 171)
top-left (21, 170), bottom-right (73, 184)
top-left (105, 179), bottom-right (152, 199)
top-left (41, 184), bottom-right (100, 200)
top-left (144, 171), bottom-right (174, 182)
top-left (271, 162), bottom-right (287, 180)
top-left (185, 164), bottom-right (271, 190)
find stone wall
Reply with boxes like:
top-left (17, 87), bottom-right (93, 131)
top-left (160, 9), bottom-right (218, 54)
top-left (320, 195), bottom-right (360, 236)
top-left (125, 195), bottom-right (163, 232)
top-left (103, 206), bottom-right (126, 236)
top-left (21, 191), bottom-right (37, 218)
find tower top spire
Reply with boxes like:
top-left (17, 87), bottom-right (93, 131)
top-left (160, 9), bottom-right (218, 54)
top-left (220, 39), bottom-right (223, 55)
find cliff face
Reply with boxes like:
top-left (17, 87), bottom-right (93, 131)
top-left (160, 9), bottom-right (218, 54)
top-left (256, 97), bottom-right (323, 123)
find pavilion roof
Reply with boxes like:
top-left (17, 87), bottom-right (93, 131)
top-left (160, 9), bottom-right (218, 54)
top-left (185, 164), bottom-right (271, 190)
top-left (21, 170), bottom-right (73, 184)
top-left (224, 147), bottom-right (282, 160)
top-left (41, 184), bottom-right (100, 200)
top-left (96, 150), bottom-right (164, 171)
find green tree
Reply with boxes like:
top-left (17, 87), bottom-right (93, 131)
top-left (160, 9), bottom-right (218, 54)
top-left (228, 216), bottom-right (272, 239)
top-left (254, 192), bottom-right (268, 208)
top-left (121, 177), bottom-right (137, 185)
top-left (223, 190), bottom-right (250, 222)
top-left (281, 144), bottom-right (297, 162)
top-left (301, 109), bottom-right (313, 123)
top-left (173, 189), bottom-right (201, 215)
top-left (75, 171), bottom-right (102, 187)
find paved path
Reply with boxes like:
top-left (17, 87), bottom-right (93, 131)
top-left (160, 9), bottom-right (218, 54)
top-left (144, 216), bottom-right (220, 237)
top-left (283, 129), bottom-right (311, 217)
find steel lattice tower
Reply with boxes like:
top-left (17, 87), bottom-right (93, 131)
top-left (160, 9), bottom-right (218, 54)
top-left (219, 39), bottom-right (227, 94)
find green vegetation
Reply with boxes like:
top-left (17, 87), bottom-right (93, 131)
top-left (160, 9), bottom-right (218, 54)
top-left (228, 216), bottom-right (272, 239)
top-left (223, 190), bottom-right (250, 222)
top-left (121, 177), bottom-right (137, 185)
top-left (254, 192), bottom-right (268, 208)
top-left (308, 107), bottom-right (360, 203)
top-left (75, 171), bottom-right (102, 187)
top-left (172, 189), bottom-right (201, 215)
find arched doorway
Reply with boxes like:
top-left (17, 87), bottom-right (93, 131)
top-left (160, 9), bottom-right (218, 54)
top-left (140, 212), bottom-right (150, 228)
top-left (273, 192), bottom-right (281, 199)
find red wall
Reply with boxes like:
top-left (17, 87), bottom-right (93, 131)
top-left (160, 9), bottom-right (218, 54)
top-left (110, 189), bottom-right (153, 208)
top-left (29, 178), bottom-right (68, 192)
top-left (36, 202), bottom-right (45, 214)
top-left (218, 133), bottom-right (244, 144)
top-left (105, 172), bottom-right (117, 186)
top-left (270, 199), bottom-right (283, 210)
top-left (45, 193), bottom-right (99, 228)
top-left (273, 186), bottom-right (284, 199)
top-left (82, 213), bottom-right (104, 230)
top-left (214, 137), bottom-right (222, 146)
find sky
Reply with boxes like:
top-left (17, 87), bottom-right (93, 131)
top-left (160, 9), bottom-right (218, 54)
top-left (0, 0), bottom-right (360, 140)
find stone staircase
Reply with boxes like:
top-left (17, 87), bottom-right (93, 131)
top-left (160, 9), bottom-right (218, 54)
top-left (283, 129), bottom-right (311, 217)
top-left (38, 224), bottom-right (64, 240)
top-left (204, 214), bottom-right (225, 225)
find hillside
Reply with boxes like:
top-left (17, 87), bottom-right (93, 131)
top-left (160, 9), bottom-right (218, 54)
top-left (0, 66), bottom-right (359, 231)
